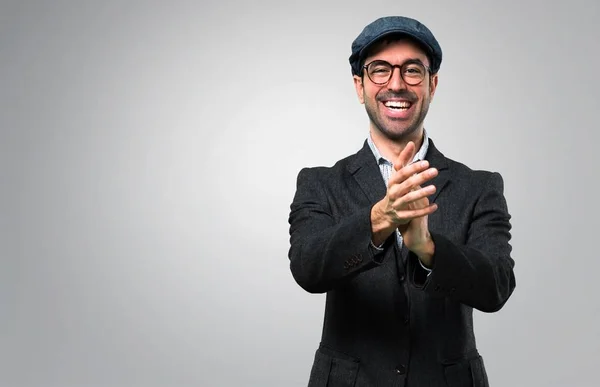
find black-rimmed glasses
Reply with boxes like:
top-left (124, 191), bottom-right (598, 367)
top-left (363, 60), bottom-right (431, 86)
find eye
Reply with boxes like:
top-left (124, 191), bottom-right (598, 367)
top-left (368, 61), bottom-right (391, 74)
top-left (403, 64), bottom-right (424, 76)
top-left (372, 67), bottom-right (391, 74)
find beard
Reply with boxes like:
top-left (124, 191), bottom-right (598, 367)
top-left (364, 89), bottom-right (431, 142)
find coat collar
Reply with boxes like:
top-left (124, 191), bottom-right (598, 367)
top-left (347, 137), bottom-right (450, 204)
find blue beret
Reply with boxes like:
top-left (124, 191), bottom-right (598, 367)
top-left (349, 16), bottom-right (442, 76)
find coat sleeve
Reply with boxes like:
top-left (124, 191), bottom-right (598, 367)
top-left (409, 171), bottom-right (516, 312)
top-left (288, 167), bottom-right (394, 293)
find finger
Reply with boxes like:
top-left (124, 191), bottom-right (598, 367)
top-left (392, 203), bottom-right (438, 221)
top-left (399, 167), bottom-right (438, 193)
top-left (388, 167), bottom-right (439, 198)
top-left (393, 185), bottom-right (436, 207)
top-left (388, 160), bottom-right (430, 187)
top-left (389, 184), bottom-right (433, 205)
top-left (394, 141), bottom-right (416, 171)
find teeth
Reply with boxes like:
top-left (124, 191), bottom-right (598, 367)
top-left (384, 101), bottom-right (411, 108)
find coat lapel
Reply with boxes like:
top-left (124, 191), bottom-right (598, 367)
top-left (423, 138), bottom-right (450, 203)
top-left (347, 140), bottom-right (387, 204)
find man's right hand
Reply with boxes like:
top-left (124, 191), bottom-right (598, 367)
top-left (370, 141), bottom-right (439, 246)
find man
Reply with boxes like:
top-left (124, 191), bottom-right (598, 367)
top-left (287, 16), bottom-right (516, 386)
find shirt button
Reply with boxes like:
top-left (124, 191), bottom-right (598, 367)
top-left (395, 364), bottom-right (406, 374)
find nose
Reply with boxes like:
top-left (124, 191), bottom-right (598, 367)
top-left (386, 66), bottom-right (407, 91)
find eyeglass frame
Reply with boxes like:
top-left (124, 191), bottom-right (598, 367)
top-left (361, 59), bottom-right (433, 86)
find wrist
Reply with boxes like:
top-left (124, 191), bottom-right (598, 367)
top-left (415, 236), bottom-right (435, 268)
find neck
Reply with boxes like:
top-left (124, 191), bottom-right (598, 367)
top-left (370, 127), bottom-right (424, 161)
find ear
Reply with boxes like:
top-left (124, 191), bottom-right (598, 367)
top-left (353, 75), bottom-right (365, 104)
top-left (429, 73), bottom-right (439, 101)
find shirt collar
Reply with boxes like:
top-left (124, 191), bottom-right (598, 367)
top-left (367, 129), bottom-right (430, 165)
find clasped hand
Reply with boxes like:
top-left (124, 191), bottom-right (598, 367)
top-left (371, 141), bottom-right (438, 264)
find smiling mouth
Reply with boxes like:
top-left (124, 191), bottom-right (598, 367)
top-left (383, 100), bottom-right (412, 111)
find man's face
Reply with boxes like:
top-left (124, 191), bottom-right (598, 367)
top-left (353, 39), bottom-right (438, 141)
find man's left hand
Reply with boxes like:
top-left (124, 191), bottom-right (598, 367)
top-left (401, 206), bottom-right (435, 267)
top-left (393, 153), bottom-right (436, 268)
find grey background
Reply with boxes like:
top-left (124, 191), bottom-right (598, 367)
top-left (1, 0), bottom-right (599, 386)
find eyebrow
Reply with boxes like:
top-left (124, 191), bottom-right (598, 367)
top-left (403, 58), bottom-right (426, 66)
